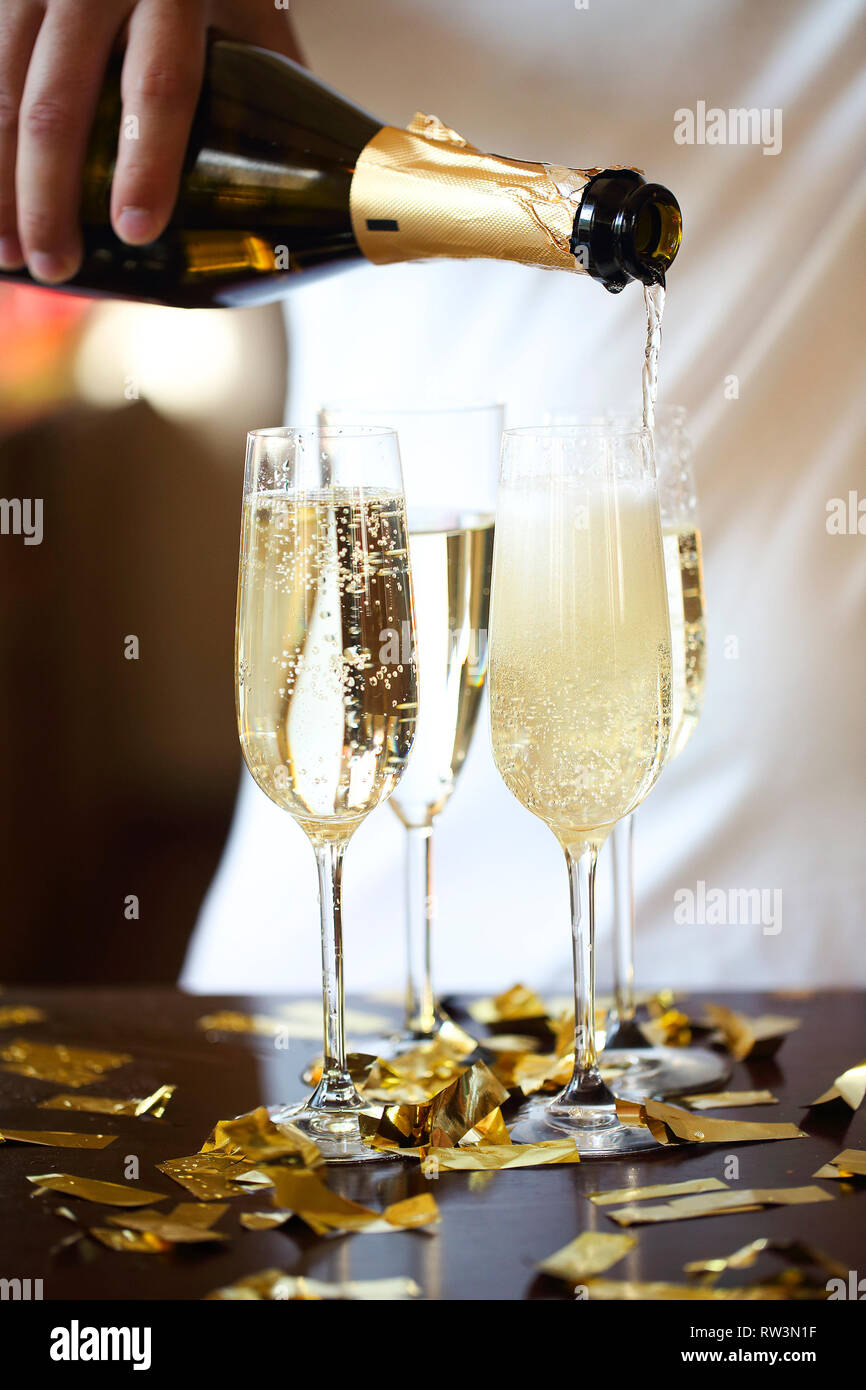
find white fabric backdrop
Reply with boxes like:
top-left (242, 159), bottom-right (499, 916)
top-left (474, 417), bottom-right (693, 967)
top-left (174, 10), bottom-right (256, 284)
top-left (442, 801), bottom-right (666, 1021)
top-left (183, 0), bottom-right (866, 994)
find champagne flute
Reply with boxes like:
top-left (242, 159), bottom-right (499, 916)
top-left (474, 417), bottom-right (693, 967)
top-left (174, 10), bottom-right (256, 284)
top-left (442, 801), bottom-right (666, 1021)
top-left (235, 426), bottom-right (418, 1162)
top-left (320, 404), bottom-right (502, 1045)
top-left (604, 407), bottom-right (730, 1095)
top-left (489, 424), bottom-right (671, 1154)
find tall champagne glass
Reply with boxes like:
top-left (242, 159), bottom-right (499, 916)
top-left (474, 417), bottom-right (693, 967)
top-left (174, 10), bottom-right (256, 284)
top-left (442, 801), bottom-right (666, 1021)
top-left (321, 404), bottom-right (501, 1044)
top-left (236, 426), bottom-right (418, 1161)
top-left (489, 424), bottom-right (671, 1154)
top-left (604, 407), bottom-right (730, 1095)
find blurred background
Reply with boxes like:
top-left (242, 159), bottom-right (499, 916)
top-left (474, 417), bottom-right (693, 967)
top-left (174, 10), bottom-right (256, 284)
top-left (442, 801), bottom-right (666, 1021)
top-left (1, 0), bottom-right (864, 991)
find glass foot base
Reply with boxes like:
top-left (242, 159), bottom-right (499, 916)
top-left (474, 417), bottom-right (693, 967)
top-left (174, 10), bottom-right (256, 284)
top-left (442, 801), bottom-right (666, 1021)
top-left (508, 1093), bottom-right (661, 1156)
top-left (268, 1101), bottom-right (399, 1165)
top-left (604, 1046), bottom-right (732, 1101)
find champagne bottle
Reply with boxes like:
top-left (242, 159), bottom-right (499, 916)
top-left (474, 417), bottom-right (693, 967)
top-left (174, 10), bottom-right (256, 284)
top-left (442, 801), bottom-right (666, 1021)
top-left (0, 41), bottom-right (681, 307)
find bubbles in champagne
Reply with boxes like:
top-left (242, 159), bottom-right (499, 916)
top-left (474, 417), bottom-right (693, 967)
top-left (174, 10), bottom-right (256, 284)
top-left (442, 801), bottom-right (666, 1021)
top-left (663, 526), bottom-right (707, 761)
top-left (489, 478), bottom-right (671, 845)
top-left (236, 489), bottom-right (418, 836)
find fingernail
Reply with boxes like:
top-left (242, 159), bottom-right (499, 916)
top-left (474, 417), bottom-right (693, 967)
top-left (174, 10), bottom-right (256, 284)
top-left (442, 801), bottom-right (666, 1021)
top-left (28, 250), bottom-right (78, 284)
top-left (115, 206), bottom-right (156, 244)
top-left (0, 235), bottom-right (25, 270)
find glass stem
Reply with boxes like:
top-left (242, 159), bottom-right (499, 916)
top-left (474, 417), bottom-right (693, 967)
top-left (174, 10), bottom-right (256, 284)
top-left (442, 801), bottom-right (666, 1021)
top-left (557, 843), bottom-right (614, 1110)
top-left (605, 812), bottom-right (648, 1050)
top-left (309, 840), bottom-right (364, 1112)
top-left (404, 824), bottom-right (438, 1037)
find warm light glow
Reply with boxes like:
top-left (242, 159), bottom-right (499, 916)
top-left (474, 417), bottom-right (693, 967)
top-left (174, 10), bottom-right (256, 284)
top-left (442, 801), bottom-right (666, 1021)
top-left (74, 303), bottom-right (242, 420)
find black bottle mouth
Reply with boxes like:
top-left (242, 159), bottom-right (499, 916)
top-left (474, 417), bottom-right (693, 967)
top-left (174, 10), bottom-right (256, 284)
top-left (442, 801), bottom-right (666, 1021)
top-left (571, 169), bottom-right (682, 293)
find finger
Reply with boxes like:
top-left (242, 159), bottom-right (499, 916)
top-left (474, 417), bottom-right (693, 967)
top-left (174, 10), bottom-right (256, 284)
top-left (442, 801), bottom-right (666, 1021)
top-left (111, 0), bottom-right (206, 245)
top-left (17, 0), bottom-right (130, 282)
top-left (0, 0), bottom-right (45, 269)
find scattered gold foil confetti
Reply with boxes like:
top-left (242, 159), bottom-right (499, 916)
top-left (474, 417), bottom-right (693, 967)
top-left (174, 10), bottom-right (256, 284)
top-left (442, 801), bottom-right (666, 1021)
top-left (365, 1059), bottom-right (509, 1150)
top-left (201, 1107), bottom-right (323, 1168)
top-left (615, 1097), bottom-right (805, 1145)
top-left (606, 1185), bottom-right (834, 1227)
top-left (0, 1129), bottom-right (117, 1149)
top-left (809, 1059), bottom-right (866, 1110)
top-left (157, 1151), bottom-right (266, 1201)
top-left (460, 1106), bottom-right (512, 1146)
top-left (643, 1007), bottom-right (693, 1047)
top-left (469, 984), bottom-right (549, 1024)
top-left (263, 1167), bottom-right (440, 1236)
top-left (537, 1231), bottom-right (637, 1283)
top-left (206, 1270), bottom-right (421, 1300)
top-left (421, 1139), bottom-right (580, 1173)
top-left (103, 1203), bottom-right (229, 1244)
top-left (684, 1237), bottom-right (848, 1280)
top-left (0, 1005), bottom-right (46, 1028)
top-left (197, 1010), bottom-right (288, 1038)
top-left (682, 1090), bottom-right (778, 1109)
top-left (90, 1227), bottom-right (169, 1254)
top-left (584, 1280), bottom-right (819, 1301)
top-left (0, 1039), bottom-right (132, 1088)
top-left (812, 1148), bottom-right (866, 1180)
top-left (27, 1173), bottom-right (169, 1206)
top-left (303, 1053), bottom-right (378, 1092)
top-left (240, 1210), bottom-right (294, 1231)
top-left (589, 1177), bottom-right (729, 1206)
top-left (701, 1006), bottom-right (800, 1061)
top-left (39, 1085), bottom-right (176, 1118)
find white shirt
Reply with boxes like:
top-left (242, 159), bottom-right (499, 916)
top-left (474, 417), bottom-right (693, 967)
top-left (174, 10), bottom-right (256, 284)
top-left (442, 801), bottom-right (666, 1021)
top-left (182, 0), bottom-right (866, 995)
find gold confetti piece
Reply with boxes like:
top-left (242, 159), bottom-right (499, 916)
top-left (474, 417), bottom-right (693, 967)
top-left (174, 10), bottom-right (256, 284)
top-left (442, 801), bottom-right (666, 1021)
top-left (469, 984), bottom-right (549, 1024)
top-left (39, 1084), bottom-right (176, 1118)
top-left (103, 1204), bottom-right (229, 1244)
top-left (0, 1129), bottom-right (117, 1149)
top-left (157, 1152), bottom-right (265, 1201)
top-left (197, 1010), bottom-right (289, 1038)
top-left (809, 1059), bottom-right (866, 1110)
top-left (240, 1210), bottom-right (295, 1231)
top-left (303, 1053), bottom-right (378, 1092)
top-left (812, 1148), bottom-right (866, 1180)
top-left (616, 1097), bottom-right (805, 1145)
top-left (421, 1139), bottom-right (580, 1173)
top-left (584, 1280), bottom-right (819, 1301)
top-left (1, 1039), bottom-right (132, 1088)
top-left (460, 1106), bottom-right (512, 1147)
top-left (702, 1005), bottom-right (800, 1061)
top-left (90, 1227), bottom-right (170, 1253)
top-left (27, 1173), bottom-right (169, 1206)
top-left (684, 1237), bottom-right (848, 1280)
top-left (0, 1005), bottom-right (45, 1028)
top-left (682, 1090), bottom-right (778, 1110)
top-left (537, 1231), bottom-right (637, 1284)
top-left (200, 1107), bottom-right (323, 1168)
top-left (263, 1167), bottom-right (440, 1236)
top-left (606, 1185), bottom-right (834, 1227)
top-left (360, 1033), bottom-right (477, 1105)
top-left (589, 1177), bottom-right (729, 1206)
top-left (366, 1059), bottom-right (509, 1150)
top-left (206, 1270), bottom-right (421, 1301)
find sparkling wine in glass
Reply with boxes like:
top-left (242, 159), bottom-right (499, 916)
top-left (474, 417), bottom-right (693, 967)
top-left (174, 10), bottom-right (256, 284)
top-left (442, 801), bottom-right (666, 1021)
top-left (489, 424), bottom-right (671, 1154)
top-left (604, 406), bottom-right (730, 1095)
top-left (236, 426), bottom-right (418, 1161)
top-left (320, 404), bottom-right (501, 1045)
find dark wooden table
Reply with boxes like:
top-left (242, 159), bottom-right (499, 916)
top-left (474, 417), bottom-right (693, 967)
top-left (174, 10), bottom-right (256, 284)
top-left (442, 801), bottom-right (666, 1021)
top-left (1, 988), bottom-right (864, 1302)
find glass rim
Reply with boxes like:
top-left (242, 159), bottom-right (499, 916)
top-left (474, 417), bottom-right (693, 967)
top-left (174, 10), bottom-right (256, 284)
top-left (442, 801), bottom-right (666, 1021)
top-left (319, 400), bottom-right (505, 420)
top-left (246, 425), bottom-right (399, 442)
top-left (503, 422), bottom-right (651, 440)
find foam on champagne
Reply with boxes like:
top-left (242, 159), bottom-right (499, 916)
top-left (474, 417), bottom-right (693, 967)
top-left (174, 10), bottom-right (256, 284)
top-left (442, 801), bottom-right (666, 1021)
top-left (490, 476), bottom-right (671, 846)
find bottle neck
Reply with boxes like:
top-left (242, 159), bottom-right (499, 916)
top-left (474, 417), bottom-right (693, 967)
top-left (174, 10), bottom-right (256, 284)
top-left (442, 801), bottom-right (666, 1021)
top-left (350, 115), bottom-right (591, 274)
top-left (350, 117), bottom-right (681, 290)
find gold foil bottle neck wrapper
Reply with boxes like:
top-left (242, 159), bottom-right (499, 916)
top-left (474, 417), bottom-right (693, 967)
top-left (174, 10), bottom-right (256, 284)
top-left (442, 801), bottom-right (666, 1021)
top-left (350, 114), bottom-right (601, 273)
